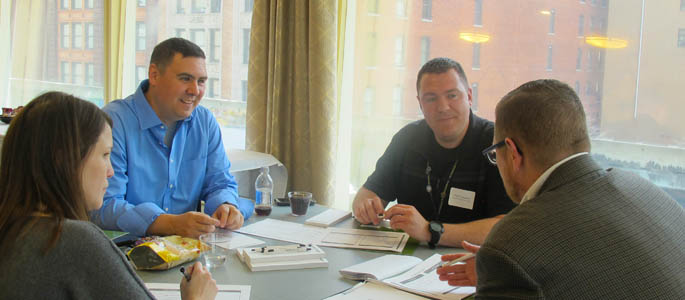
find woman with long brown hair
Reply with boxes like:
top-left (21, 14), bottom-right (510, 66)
top-left (0, 92), bottom-right (217, 299)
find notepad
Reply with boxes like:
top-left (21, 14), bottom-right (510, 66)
top-left (305, 208), bottom-right (352, 227)
top-left (339, 254), bottom-right (422, 281)
top-left (236, 244), bottom-right (328, 272)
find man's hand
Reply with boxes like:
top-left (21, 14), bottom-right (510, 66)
top-left (180, 261), bottom-right (218, 300)
top-left (352, 193), bottom-right (386, 225)
top-left (165, 212), bottom-right (219, 238)
top-left (212, 203), bottom-right (244, 230)
top-left (436, 241), bottom-right (480, 286)
top-left (384, 204), bottom-right (431, 242)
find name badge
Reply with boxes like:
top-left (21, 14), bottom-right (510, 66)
top-left (448, 187), bottom-right (475, 210)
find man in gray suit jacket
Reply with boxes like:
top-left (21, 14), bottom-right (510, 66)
top-left (437, 79), bottom-right (685, 299)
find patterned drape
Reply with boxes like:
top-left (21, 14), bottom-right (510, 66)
top-left (246, 0), bottom-right (338, 206)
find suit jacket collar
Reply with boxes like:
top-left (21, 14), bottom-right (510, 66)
top-left (538, 154), bottom-right (604, 195)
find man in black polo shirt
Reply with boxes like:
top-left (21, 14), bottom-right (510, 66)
top-left (353, 57), bottom-right (514, 248)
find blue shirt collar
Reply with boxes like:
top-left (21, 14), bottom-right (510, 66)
top-left (133, 80), bottom-right (195, 130)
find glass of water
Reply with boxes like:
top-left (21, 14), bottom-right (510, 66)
top-left (199, 230), bottom-right (230, 269)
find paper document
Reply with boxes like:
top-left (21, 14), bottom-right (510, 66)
top-left (339, 254), bottom-right (422, 281)
top-left (237, 219), bottom-right (409, 252)
top-left (382, 254), bottom-right (475, 299)
top-left (324, 281), bottom-right (431, 300)
top-left (214, 231), bottom-right (265, 250)
top-left (146, 283), bottom-right (250, 300)
top-left (305, 208), bottom-right (352, 227)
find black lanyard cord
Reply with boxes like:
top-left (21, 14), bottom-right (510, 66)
top-left (426, 159), bottom-right (459, 220)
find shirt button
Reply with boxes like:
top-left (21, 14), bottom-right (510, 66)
top-left (165, 208), bottom-right (169, 212)
top-left (169, 184), bottom-right (174, 188)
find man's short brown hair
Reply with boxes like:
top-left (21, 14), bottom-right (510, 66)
top-left (150, 37), bottom-right (205, 73)
top-left (416, 57), bottom-right (468, 94)
top-left (495, 79), bottom-right (591, 167)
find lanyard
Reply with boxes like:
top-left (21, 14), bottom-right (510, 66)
top-left (426, 159), bottom-right (459, 220)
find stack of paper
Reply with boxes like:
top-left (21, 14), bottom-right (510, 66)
top-left (305, 208), bottom-right (352, 227)
top-left (339, 255), bottom-right (422, 281)
top-left (236, 244), bottom-right (328, 272)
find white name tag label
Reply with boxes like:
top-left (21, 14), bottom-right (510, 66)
top-left (448, 187), bottom-right (475, 210)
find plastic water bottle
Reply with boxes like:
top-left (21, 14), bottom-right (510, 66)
top-left (254, 167), bottom-right (273, 216)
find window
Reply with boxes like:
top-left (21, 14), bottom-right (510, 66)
top-left (394, 36), bottom-right (405, 66)
top-left (549, 9), bottom-right (556, 34)
top-left (364, 87), bottom-right (375, 115)
top-left (176, 28), bottom-right (187, 39)
top-left (546, 45), bottom-right (553, 70)
top-left (396, 0), bottom-right (407, 18)
top-left (137, 0), bottom-right (146, 7)
top-left (136, 22), bottom-right (146, 51)
top-left (422, 0), bottom-right (432, 20)
top-left (471, 83), bottom-right (479, 111)
top-left (245, 0), bottom-right (253, 13)
top-left (72, 23), bottom-right (83, 49)
top-left (578, 15), bottom-right (585, 36)
top-left (586, 80), bottom-right (592, 95)
top-left (190, 29), bottom-right (206, 51)
top-left (192, 0), bottom-right (207, 13)
top-left (679, 29), bottom-right (685, 48)
top-left (85, 23), bottom-right (94, 49)
top-left (472, 43), bottom-right (481, 69)
top-left (85, 0), bottom-right (94, 9)
top-left (576, 48), bottom-right (582, 70)
top-left (210, 0), bottom-right (221, 13)
top-left (61, 61), bottom-right (70, 83)
top-left (420, 36), bottom-right (431, 65)
top-left (590, 16), bottom-right (596, 31)
top-left (602, 0), bottom-right (608, 8)
top-left (366, 33), bottom-right (377, 67)
top-left (474, 0), bottom-right (483, 26)
top-left (61, 0), bottom-right (69, 9)
top-left (587, 49), bottom-right (593, 70)
top-left (210, 29), bottom-right (221, 63)
top-left (367, 0), bottom-right (379, 15)
top-left (574, 81), bottom-right (580, 95)
top-left (72, 62), bottom-right (83, 85)
top-left (177, 0), bottom-right (185, 14)
top-left (682, 0), bottom-right (685, 11)
top-left (135, 66), bottom-right (146, 85)
top-left (241, 80), bottom-right (248, 102)
top-left (208, 78), bottom-right (220, 98)
top-left (243, 29), bottom-right (250, 64)
top-left (392, 86), bottom-right (403, 116)
top-left (60, 23), bottom-right (70, 49)
top-left (72, 0), bottom-right (82, 9)
top-left (85, 63), bottom-right (95, 86)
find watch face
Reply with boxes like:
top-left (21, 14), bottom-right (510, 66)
top-left (430, 221), bottom-right (443, 232)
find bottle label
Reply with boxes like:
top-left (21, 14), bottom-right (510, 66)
top-left (256, 190), bottom-right (263, 205)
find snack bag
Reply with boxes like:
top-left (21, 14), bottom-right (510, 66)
top-left (127, 235), bottom-right (209, 270)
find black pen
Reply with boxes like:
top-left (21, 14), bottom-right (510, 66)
top-left (180, 267), bottom-right (191, 282)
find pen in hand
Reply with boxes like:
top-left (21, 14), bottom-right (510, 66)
top-left (180, 267), bottom-right (192, 282)
top-left (439, 252), bottom-right (476, 268)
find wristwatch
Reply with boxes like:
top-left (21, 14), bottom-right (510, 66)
top-left (428, 221), bottom-right (444, 249)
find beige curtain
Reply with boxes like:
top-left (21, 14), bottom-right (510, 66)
top-left (246, 0), bottom-right (338, 206)
top-left (104, 0), bottom-right (128, 103)
top-left (9, 0), bottom-right (47, 106)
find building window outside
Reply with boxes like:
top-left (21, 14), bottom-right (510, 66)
top-left (177, 0), bottom-right (185, 14)
top-left (472, 43), bottom-right (481, 69)
top-left (85, 63), bottom-right (94, 86)
top-left (366, 32), bottom-right (377, 67)
top-left (578, 15), bottom-right (585, 36)
top-left (210, 29), bottom-right (221, 63)
top-left (72, 23), bottom-right (83, 49)
top-left (61, 61), bottom-right (70, 83)
top-left (679, 29), bottom-right (685, 48)
top-left (590, 16), bottom-right (596, 31)
top-left (586, 80), bottom-right (592, 95)
top-left (474, 0), bottom-right (483, 26)
top-left (574, 81), bottom-right (580, 95)
top-left (245, 0), bottom-right (253, 12)
top-left (137, 0), bottom-right (146, 7)
top-left (549, 9), bottom-right (556, 34)
top-left (72, 62), bottom-right (83, 85)
top-left (392, 86), bottom-right (403, 116)
top-left (135, 66), bottom-right (146, 85)
top-left (681, 0), bottom-right (685, 11)
top-left (176, 28), bottom-right (187, 39)
top-left (72, 0), bottom-right (82, 9)
top-left (602, 0), bottom-right (608, 7)
top-left (470, 83), bottom-right (479, 111)
top-left (243, 29), bottom-right (250, 64)
top-left (576, 48), bottom-right (582, 70)
top-left (136, 22), bottom-right (146, 51)
top-left (192, 0), bottom-right (207, 13)
top-left (190, 29), bottom-right (206, 52)
top-left (396, 0), bottom-right (407, 17)
top-left (60, 23), bottom-right (70, 49)
top-left (85, 23), bottom-right (94, 49)
top-left (61, 0), bottom-right (69, 9)
top-left (546, 45), bottom-right (553, 70)
top-left (422, 0), bottom-right (432, 20)
top-left (587, 49), bottom-right (593, 70)
top-left (420, 36), bottom-right (431, 65)
top-left (364, 87), bottom-right (375, 115)
top-left (241, 80), bottom-right (248, 102)
top-left (394, 36), bottom-right (405, 66)
top-left (367, 0), bottom-right (379, 15)
top-left (210, 0), bottom-right (221, 13)
top-left (208, 78), bottom-right (220, 98)
top-left (85, 0), bottom-right (94, 9)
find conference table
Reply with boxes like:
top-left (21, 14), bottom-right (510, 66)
top-left (134, 204), bottom-right (468, 300)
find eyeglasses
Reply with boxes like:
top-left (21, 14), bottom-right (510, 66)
top-left (482, 140), bottom-right (506, 165)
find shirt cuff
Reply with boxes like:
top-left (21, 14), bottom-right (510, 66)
top-left (116, 202), bottom-right (166, 236)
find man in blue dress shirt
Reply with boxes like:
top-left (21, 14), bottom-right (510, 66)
top-left (93, 38), bottom-right (248, 238)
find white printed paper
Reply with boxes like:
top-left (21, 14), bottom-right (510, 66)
top-left (383, 254), bottom-right (475, 299)
top-left (214, 231), bottom-right (265, 250)
top-left (146, 283), bottom-right (250, 300)
top-left (448, 187), bottom-right (475, 210)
